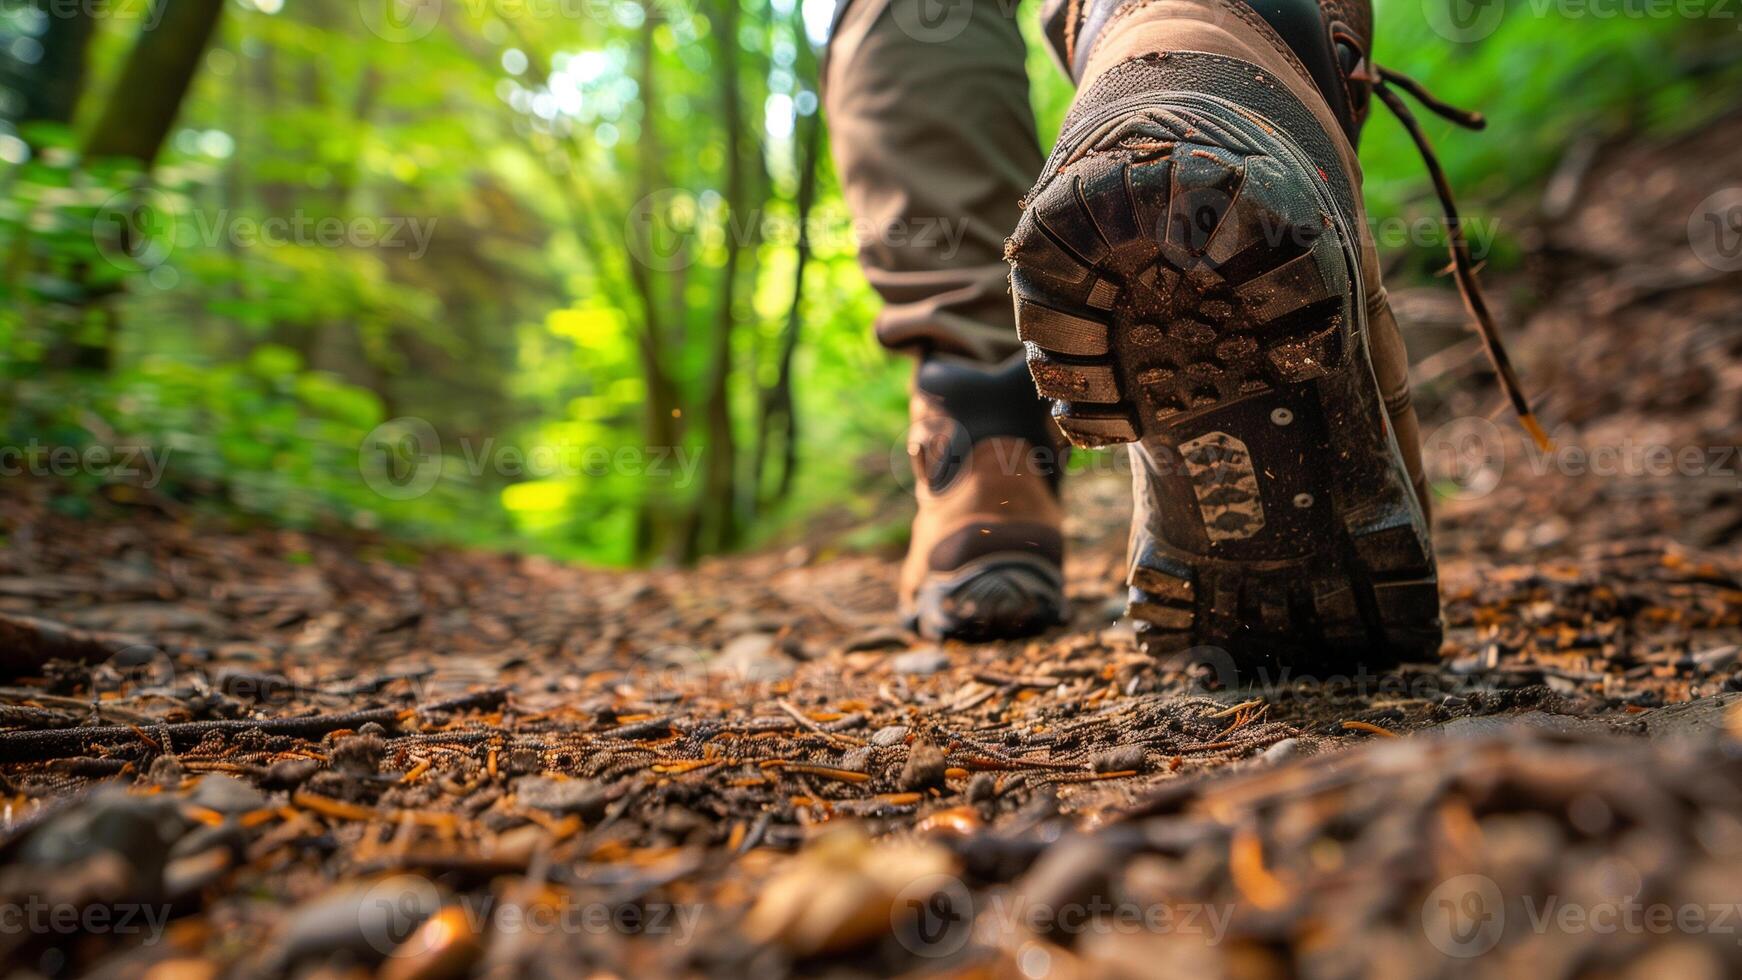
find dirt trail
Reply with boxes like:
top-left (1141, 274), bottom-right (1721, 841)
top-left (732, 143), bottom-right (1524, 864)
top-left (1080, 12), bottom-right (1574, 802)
top-left (0, 118), bottom-right (1739, 977)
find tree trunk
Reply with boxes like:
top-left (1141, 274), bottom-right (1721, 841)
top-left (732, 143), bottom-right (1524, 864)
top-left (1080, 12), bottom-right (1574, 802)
top-left (9, 1), bottom-right (98, 370)
top-left (82, 0), bottom-right (226, 166)
top-left (51, 0), bottom-right (224, 373)
top-left (682, 0), bottom-right (748, 561)
top-left (628, 20), bottom-right (685, 563)
top-left (17, 0), bottom-right (96, 133)
top-left (755, 87), bottom-right (821, 508)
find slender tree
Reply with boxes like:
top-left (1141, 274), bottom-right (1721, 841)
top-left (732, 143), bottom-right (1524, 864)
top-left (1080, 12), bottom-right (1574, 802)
top-left (31, 0), bottom-right (227, 372)
top-left (754, 74), bottom-right (821, 508)
top-left (15, 0), bottom-right (96, 134)
top-left (628, 17), bottom-right (685, 562)
top-left (83, 0), bottom-right (226, 165)
top-left (683, 0), bottom-right (748, 560)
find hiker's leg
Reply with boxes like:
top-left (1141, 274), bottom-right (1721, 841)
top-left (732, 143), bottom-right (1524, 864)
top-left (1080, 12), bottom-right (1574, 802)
top-left (824, 0), bottom-right (1043, 363)
top-left (825, 0), bottom-right (1067, 640)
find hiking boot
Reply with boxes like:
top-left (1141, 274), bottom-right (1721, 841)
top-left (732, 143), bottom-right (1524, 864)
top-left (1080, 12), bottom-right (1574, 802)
top-left (900, 357), bottom-right (1067, 641)
top-left (1007, 0), bottom-right (1443, 671)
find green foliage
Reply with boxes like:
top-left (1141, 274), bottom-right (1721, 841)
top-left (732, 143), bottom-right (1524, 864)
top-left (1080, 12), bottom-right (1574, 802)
top-left (0, 0), bottom-right (1736, 564)
top-left (1357, 1), bottom-right (1741, 272)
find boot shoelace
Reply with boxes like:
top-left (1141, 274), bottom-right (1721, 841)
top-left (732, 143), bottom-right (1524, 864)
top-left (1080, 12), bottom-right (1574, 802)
top-left (1368, 64), bottom-right (1552, 452)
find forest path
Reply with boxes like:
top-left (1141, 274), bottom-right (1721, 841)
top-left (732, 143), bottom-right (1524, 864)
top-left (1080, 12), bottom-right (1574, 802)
top-left (0, 116), bottom-right (1739, 975)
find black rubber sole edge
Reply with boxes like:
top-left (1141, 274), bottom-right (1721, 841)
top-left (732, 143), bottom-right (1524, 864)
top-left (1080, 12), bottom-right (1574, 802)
top-left (903, 553), bottom-right (1067, 642)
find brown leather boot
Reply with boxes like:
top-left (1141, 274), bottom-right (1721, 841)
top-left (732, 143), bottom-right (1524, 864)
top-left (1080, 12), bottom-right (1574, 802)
top-left (1007, 0), bottom-right (1447, 671)
top-left (900, 357), bottom-right (1067, 641)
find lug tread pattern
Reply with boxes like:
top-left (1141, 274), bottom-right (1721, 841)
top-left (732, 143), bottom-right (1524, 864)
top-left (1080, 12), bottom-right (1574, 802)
top-left (1009, 111), bottom-right (1351, 450)
top-left (1006, 99), bottom-right (1442, 672)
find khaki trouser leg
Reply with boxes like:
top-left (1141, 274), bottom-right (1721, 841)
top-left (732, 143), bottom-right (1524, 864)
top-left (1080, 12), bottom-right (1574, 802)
top-left (824, 0), bottom-right (1043, 364)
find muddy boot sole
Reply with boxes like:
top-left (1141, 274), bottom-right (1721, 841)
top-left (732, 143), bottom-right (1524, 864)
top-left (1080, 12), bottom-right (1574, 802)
top-left (1007, 91), bottom-right (1441, 676)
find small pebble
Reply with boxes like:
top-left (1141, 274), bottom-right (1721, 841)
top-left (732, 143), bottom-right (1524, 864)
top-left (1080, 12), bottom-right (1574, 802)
top-left (890, 647), bottom-right (951, 675)
top-left (709, 633), bottom-right (797, 682)
top-left (901, 742), bottom-right (948, 790)
top-left (263, 759), bottom-right (320, 789)
top-left (505, 747), bottom-right (543, 775)
top-left (871, 725), bottom-right (910, 747)
top-left (189, 774), bottom-right (268, 814)
top-left (331, 734), bottom-right (386, 775)
top-left (514, 776), bottom-right (607, 819)
top-left (1259, 738), bottom-right (1300, 765)
top-left (1091, 745), bottom-right (1147, 773)
top-left (146, 755), bottom-right (185, 786)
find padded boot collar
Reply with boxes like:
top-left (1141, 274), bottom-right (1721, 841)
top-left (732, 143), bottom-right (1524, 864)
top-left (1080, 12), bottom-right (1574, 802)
top-left (1040, 0), bottom-right (1363, 142)
top-left (912, 354), bottom-right (1064, 493)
